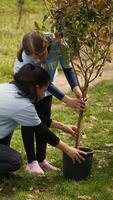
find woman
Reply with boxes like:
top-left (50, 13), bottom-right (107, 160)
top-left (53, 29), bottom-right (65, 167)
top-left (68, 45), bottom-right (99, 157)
top-left (0, 63), bottom-right (86, 177)
top-left (13, 31), bottom-right (85, 174)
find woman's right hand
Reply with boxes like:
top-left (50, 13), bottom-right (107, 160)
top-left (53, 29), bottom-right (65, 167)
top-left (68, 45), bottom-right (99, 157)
top-left (62, 95), bottom-right (85, 112)
top-left (56, 141), bottom-right (87, 164)
top-left (66, 147), bottom-right (87, 164)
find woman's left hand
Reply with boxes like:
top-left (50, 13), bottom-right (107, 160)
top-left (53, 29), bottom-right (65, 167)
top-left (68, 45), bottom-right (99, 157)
top-left (73, 86), bottom-right (88, 102)
top-left (61, 124), bottom-right (78, 137)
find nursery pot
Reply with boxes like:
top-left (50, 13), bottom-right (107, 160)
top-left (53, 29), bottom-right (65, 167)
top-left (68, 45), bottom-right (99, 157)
top-left (63, 147), bottom-right (94, 181)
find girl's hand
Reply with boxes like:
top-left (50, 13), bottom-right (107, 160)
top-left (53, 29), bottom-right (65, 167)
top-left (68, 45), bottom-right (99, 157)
top-left (56, 141), bottom-right (87, 164)
top-left (66, 147), bottom-right (87, 164)
top-left (63, 96), bottom-right (85, 112)
top-left (61, 124), bottom-right (78, 137)
top-left (73, 86), bottom-right (88, 102)
top-left (50, 121), bottom-right (78, 137)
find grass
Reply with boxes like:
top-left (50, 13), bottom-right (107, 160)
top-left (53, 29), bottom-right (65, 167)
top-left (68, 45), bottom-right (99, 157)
top-left (0, 80), bottom-right (113, 200)
top-left (0, 1), bottom-right (113, 200)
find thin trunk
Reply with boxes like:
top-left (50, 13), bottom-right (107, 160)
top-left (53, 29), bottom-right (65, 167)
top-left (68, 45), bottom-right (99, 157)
top-left (75, 83), bottom-right (88, 149)
top-left (75, 110), bottom-right (84, 149)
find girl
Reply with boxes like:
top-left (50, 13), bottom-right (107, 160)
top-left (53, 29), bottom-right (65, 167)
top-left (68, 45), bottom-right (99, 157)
top-left (0, 64), bottom-right (86, 176)
top-left (14, 31), bottom-right (85, 174)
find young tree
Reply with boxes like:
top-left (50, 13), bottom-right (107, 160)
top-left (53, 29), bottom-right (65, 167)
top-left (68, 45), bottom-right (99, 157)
top-left (43, 0), bottom-right (113, 149)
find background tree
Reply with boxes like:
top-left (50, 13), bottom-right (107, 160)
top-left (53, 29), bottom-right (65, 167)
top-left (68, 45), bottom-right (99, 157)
top-left (17, 0), bottom-right (25, 28)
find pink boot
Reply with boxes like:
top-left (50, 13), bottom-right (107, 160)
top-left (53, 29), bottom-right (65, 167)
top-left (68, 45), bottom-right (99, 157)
top-left (39, 160), bottom-right (60, 171)
top-left (26, 160), bottom-right (44, 175)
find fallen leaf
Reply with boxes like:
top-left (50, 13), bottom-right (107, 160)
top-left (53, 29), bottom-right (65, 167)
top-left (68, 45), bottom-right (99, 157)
top-left (78, 195), bottom-right (92, 199)
top-left (98, 158), bottom-right (108, 169)
top-left (89, 116), bottom-right (97, 122)
top-left (0, 188), bottom-right (3, 192)
top-left (105, 144), bottom-right (113, 147)
top-left (82, 134), bottom-right (87, 139)
top-left (47, 176), bottom-right (54, 182)
top-left (34, 189), bottom-right (40, 193)
top-left (29, 187), bottom-right (34, 191)
top-left (27, 194), bottom-right (34, 199)
top-left (12, 187), bottom-right (17, 192)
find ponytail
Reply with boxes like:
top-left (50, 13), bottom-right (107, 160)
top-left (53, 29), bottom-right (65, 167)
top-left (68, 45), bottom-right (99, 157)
top-left (17, 47), bottom-right (24, 62)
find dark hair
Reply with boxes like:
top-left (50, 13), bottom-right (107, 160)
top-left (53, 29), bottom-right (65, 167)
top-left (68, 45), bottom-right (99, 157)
top-left (17, 31), bottom-right (47, 62)
top-left (14, 63), bottom-right (50, 102)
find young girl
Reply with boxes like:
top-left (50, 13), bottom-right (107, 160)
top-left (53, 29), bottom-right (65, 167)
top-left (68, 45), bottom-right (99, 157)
top-left (13, 31), bottom-right (85, 174)
top-left (0, 64), bottom-right (86, 177)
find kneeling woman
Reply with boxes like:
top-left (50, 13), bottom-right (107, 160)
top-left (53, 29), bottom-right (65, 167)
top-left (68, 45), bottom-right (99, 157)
top-left (0, 63), bottom-right (86, 177)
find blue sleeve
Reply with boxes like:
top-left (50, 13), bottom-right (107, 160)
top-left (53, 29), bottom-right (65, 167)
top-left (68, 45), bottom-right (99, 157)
top-left (62, 67), bottom-right (78, 89)
top-left (48, 83), bottom-right (65, 100)
top-left (59, 56), bottom-right (78, 89)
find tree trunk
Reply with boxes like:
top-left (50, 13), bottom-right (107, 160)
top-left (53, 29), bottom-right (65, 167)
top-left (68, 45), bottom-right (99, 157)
top-left (75, 84), bottom-right (88, 149)
top-left (75, 110), bottom-right (84, 149)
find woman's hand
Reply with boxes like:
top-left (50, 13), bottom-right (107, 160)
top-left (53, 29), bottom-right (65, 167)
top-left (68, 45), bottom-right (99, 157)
top-left (50, 121), bottom-right (78, 137)
top-left (60, 124), bottom-right (78, 137)
top-left (73, 86), bottom-right (88, 102)
top-left (73, 86), bottom-right (83, 100)
top-left (56, 141), bottom-right (87, 164)
top-left (62, 95), bottom-right (85, 112)
top-left (66, 147), bottom-right (87, 164)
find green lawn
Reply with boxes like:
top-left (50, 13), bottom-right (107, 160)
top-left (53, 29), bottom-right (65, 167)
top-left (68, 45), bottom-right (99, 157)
top-left (0, 80), bottom-right (113, 200)
top-left (0, 1), bottom-right (113, 200)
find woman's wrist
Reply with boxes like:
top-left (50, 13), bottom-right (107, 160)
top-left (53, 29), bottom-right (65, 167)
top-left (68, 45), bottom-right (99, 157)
top-left (56, 140), bottom-right (70, 155)
top-left (50, 120), bottom-right (64, 130)
top-left (62, 95), bottom-right (70, 105)
top-left (73, 86), bottom-right (83, 99)
top-left (73, 86), bottom-right (79, 92)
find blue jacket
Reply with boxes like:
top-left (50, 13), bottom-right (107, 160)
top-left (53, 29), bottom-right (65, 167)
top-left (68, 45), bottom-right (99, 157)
top-left (14, 34), bottom-right (78, 100)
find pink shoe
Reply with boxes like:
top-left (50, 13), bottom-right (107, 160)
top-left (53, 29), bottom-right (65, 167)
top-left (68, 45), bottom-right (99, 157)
top-left (26, 160), bottom-right (44, 175)
top-left (39, 160), bottom-right (60, 171)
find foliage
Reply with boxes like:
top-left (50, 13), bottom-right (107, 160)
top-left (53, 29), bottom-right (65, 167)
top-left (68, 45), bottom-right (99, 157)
top-left (43, 0), bottom-right (113, 148)
top-left (44, 0), bottom-right (113, 87)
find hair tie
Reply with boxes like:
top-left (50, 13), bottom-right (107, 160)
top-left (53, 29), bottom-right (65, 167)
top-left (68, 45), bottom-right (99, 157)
top-left (30, 64), bottom-right (35, 71)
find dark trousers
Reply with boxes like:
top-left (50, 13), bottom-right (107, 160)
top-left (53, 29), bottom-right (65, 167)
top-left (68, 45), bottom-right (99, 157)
top-left (0, 134), bottom-right (22, 174)
top-left (21, 96), bottom-right (52, 163)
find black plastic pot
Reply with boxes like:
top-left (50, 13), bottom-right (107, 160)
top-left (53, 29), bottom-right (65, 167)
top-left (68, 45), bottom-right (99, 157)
top-left (63, 147), bottom-right (94, 181)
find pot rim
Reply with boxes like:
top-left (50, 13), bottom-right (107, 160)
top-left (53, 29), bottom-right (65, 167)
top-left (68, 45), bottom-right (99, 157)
top-left (79, 147), bottom-right (94, 155)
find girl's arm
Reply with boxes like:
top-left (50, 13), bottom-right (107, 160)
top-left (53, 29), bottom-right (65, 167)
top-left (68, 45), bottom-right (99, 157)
top-left (34, 123), bottom-right (87, 164)
top-left (50, 120), bottom-right (77, 137)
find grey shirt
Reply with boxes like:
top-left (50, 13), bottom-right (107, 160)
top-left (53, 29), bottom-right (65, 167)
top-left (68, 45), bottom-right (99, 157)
top-left (0, 83), bottom-right (41, 139)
